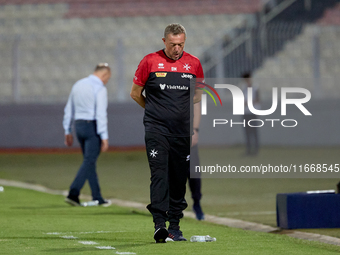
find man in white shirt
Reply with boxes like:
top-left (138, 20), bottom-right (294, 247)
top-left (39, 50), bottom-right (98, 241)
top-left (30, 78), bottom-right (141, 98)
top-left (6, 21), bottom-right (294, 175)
top-left (63, 63), bottom-right (111, 206)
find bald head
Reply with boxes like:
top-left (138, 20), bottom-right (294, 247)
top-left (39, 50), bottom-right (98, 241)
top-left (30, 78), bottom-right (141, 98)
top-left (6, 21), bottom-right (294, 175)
top-left (94, 63), bottom-right (111, 85)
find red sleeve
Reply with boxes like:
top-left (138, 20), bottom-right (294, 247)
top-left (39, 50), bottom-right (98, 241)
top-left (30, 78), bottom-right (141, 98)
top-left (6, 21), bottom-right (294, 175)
top-left (134, 55), bottom-right (150, 87)
top-left (196, 60), bottom-right (204, 79)
top-left (196, 60), bottom-right (205, 84)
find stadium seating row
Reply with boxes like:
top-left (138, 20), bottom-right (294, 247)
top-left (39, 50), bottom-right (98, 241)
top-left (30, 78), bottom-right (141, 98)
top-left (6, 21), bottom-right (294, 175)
top-left (0, 14), bottom-right (245, 34)
top-left (0, 3), bottom-right (67, 19)
top-left (0, 0), bottom-right (262, 18)
top-left (0, 1), bottom-right (249, 103)
top-left (254, 24), bottom-right (340, 99)
top-left (1, 1), bottom-right (339, 103)
top-left (318, 2), bottom-right (340, 26)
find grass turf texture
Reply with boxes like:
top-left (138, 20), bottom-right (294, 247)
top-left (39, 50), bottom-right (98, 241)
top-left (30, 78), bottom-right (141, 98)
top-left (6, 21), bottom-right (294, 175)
top-left (1, 186), bottom-right (340, 255)
top-left (0, 146), bottom-right (340, 238)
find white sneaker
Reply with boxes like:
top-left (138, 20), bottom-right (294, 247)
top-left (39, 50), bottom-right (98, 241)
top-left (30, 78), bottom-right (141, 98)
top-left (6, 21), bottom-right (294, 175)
top-left (99, 199), bottom-right (112, 207)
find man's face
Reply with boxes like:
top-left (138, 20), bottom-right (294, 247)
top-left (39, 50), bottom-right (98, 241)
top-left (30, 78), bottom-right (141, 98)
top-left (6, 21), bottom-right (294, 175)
top-left (102, 71), bottom-right (111, 85)
top-left (162, 33), bottom-right (186, 60)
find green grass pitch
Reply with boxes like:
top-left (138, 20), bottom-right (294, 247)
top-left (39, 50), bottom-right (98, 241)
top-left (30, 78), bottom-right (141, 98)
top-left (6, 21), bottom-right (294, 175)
top-left (1, 186), bottom-right (340, 254)
top-left (1, 145), bottom-right (340, 254)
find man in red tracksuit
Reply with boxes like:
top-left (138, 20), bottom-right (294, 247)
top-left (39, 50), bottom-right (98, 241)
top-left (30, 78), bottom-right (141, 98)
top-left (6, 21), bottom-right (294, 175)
top-left (130, 23), bottom-right (203, 243)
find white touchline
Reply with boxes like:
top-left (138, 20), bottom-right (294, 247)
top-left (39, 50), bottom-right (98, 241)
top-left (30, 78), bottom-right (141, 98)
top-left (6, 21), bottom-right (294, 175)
top-left (78, 231), bottom-right (113, 234)
top-left (45, 231), bottom-right (113, 235)
top-left (96, 246), bottom-right (116, 250)
top-left (78, 241), bottom-right (99, 245)
top-left (60, 236), bottom-right (78, 239)
top-left (54, 233), bottom-right (136, 254)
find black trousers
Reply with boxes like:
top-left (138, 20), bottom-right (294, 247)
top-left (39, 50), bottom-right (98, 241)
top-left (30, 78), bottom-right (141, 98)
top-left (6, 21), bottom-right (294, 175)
top-left (145, 132), bottom-right (189, 226)
top-left (188, 144), bottom-right (202, 203)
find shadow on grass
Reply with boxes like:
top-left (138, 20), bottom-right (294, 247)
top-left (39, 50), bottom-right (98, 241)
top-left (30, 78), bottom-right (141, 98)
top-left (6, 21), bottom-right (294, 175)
top-left (11, 205), bottom-right (69, 210)
top-left (83, 210), bottom-right (151, 217)
top-left (11, 204), bottom-right (145, 211)
top-left (10, 205), bottom-right (153, 219)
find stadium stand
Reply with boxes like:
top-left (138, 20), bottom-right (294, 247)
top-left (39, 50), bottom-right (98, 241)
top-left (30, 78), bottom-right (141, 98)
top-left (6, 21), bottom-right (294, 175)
top-left (253, 3), bottom-right (340, 99)
top-left (64, 0), bottom-right (262, 18)
top-left (2, 0), bottom-right (339, 103)
top-left (0, 1), bottom-right (259, 103)
top-left (318, 2), bottom-right (340, 25)
top-left (0, 0), bottom-right (262, 17)
top-left (196, 0), bottom-right (340, 100)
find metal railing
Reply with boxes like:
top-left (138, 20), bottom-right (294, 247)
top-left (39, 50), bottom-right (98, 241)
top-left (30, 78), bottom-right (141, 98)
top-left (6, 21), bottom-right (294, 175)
top-left (202, 0), bottom-right (299, 77)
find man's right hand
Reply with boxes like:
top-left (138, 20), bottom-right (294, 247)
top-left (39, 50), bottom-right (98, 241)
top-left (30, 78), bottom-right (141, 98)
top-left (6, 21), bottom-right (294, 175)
top-left (64, 134), bottom-right (73, 147)
top-left (130, 83), bottom-right (145, 108)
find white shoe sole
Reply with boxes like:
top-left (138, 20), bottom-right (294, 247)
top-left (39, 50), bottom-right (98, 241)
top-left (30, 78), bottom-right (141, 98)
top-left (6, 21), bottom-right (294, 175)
top-left (100, 200), bottom-right (112, 207)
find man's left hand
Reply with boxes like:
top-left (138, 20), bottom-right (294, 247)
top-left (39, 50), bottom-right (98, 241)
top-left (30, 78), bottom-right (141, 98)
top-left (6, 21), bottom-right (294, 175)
top-left (191, 130), bottom-right (199, 147)
top-left (65, 134), bottom-right (73, 147)
top-left (101, 139), bottom-right (109, 152)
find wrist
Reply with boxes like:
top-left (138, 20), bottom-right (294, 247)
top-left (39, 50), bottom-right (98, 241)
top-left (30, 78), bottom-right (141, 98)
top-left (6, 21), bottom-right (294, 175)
top-left (194, 128), bottom-right (199, 133)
